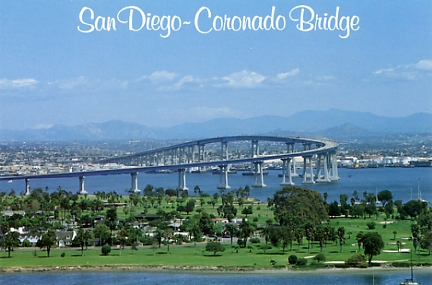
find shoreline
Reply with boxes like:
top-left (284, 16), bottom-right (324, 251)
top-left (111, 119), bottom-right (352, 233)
top-left (1, 264), bottom-right (431, 275)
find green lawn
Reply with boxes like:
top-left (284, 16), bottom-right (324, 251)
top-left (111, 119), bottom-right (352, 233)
top-left (2, 194), bottom-right (431, 270)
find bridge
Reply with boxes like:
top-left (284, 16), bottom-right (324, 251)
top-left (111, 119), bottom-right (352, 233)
top-left (0, 135), bottom-right (339, 195)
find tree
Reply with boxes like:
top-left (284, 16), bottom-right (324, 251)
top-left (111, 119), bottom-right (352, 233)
top-left (224, 223), bottom-right (237, 245)
top-left (272, 186), bottom-right (328, 228)
top-left (163, 228), bottom-right (174, 253)
top-left (361, 232), bottom-right (384, 264)
top-left (328, 201), bottom-right (340, 217)
top-left (37, 230), bottom-right (57, 257)
top-left (315, 225), bottom-right (326, 252)
top-left (339, 193), bottom-right (349, 215)
top-left (193, 185), bottom-right (202, 196)
top-left (337, 226), bottom-right (345, 253)
top-left (143, 184), bottom-right (154, 197)
top-left (403, 200), bottom-right (427, 218)
top-left (185, 199), bottom-right (196, 215)
top-left (1, 231), bottom-right (20, 258)
top-left (238, 219), bottom-right (255, 248)
top-left (274, 226), bottom-right (293, 253)
top-left (356, 231), bottom-right (364, 251)
top-left (241, 206), bottom-right (253, 218)
top-left (377, 190), bottom-right (393, 206)
top-left (74, 228), bottom-right (92, 256)
top-left (101, 244), bottom-right (111, 256)
top-left (419, 229), bottom-right (432, 255)
top-left (94, 223), bottom-right (110, 246)
top-left (106, 207), bottom-right (117, 245)
top-left (205, 241), bottom-right (225, 256)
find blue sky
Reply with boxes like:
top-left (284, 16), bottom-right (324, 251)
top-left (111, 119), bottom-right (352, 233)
top-left (0, 0), bottom-right (431, 130)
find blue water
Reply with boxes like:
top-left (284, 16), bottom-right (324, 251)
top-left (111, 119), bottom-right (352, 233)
top-left (1, 269), bottom-right (431, 285)
top-left (1, 167), bottom-right (430, 204)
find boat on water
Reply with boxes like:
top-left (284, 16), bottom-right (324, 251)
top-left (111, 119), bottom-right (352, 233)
top-left (242, 171), bottom-right (268, 176)
top-left (212, 169), bottom-right (237, 175)
top-left (400, 255), bottom-right (421, 285)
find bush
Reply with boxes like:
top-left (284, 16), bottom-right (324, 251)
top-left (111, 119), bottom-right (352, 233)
top-left (288, 255), bottom-right (298, 265)
top-left (249, 237), bottom-right (261, 244)
top-left (296, 258), bottom-right (308, 266)
top-left (101, 244), bottom-right (111, 256)
top-left (345, 253), bottom-right (366, 267)
top-left (61, 252), bottom-right (66, 257)
top-left (140, 236), bottom-right (154, 245)
top-left (367, 222), bottom-right (376, 229)
top-left (22, 239), bottom-right (31, 247)
top-left (314, 253), bottom-right (326, 263)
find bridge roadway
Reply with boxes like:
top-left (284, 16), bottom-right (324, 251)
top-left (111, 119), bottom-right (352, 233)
top-left (0, 135), bottom-right (339, 195)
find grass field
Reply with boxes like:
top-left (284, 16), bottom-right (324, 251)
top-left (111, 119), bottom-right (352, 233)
top-left (1, 194), bottom-right (431, 270)
top-left (1, 215), bottom-right (431, 270)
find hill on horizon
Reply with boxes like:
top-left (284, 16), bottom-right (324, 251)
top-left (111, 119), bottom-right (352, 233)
top-left (0, 109), bottom-right (431, 141)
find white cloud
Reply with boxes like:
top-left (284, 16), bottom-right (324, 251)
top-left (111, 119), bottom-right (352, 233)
top-left (139, 70), bottom-right (178, 84)
top-left (415, 59), bottom-right (432, 71)
top-left (374, 68), bottom-right (394, 75)
top-left (218, 70), bottom-right (266, 88)
top-left (0, 78), bottom-right (39, 89)
top-left (276, 68), bottom-right (300, 80)
top-left (49, 76), bottom-right (90, 89)
top-left (373, 59), bottom-right (432, 81)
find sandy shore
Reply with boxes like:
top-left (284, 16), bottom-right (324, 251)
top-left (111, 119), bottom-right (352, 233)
top-left (1, 264), bottom-right (431, 275)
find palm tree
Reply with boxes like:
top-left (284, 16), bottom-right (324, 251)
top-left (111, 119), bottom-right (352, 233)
top-left (37, 229), bottom-right (56, 257)
top-left (74, 228), bottom-right (92, 256)
top-left (224, 223), bottom-right (237, 245)
top-left (1, 231), bottom-right (20, 258)
top-left (337, 226), bottom-right (345, 253)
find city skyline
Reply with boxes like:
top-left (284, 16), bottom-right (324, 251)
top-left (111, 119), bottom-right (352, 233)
top-left (0, 1), bottom-right (431, 130)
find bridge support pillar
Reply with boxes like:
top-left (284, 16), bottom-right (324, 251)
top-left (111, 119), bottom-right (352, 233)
top-left (78, 176), bottom-right (88, 195)
top-left (316, 154), bottom-right (331, 183)
top-left (252, 161), bottom-right (266, 187)
top-left (130, 172), bottom-right (141, 193)
top-left (25, 178), bottom-right (31, 196)
top-left (280, 158), bottom-right (294, 186)
top-left (329, 153), bottom-right (340, 181)
top-left (177, 168), bottom-right (188, 191)
top-left (217, 165), bottom-right (231, 190)
top-left (291, 157), bottom-right (299, 177)
top-left (302, 156), bottom-right (315, 184)
top-left (251, 140), bottom-right (259, 157)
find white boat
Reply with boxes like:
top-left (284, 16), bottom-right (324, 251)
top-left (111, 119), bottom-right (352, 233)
top-left (400, 256), bottom-right (421, 285)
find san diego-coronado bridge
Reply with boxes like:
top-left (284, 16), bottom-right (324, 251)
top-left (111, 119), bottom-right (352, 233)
top-left (0, 135), bottom-right (339, 195)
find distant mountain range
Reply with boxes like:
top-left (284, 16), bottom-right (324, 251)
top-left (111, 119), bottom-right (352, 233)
top-left (0, 109), bottom-right (431, 141)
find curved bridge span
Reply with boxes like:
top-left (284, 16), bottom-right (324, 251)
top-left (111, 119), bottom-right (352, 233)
top-left (1, 136), bottom-right (339, 195)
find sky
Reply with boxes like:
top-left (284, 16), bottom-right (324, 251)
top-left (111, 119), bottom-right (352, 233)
top-left (0, 0), bottom-right (431, 130)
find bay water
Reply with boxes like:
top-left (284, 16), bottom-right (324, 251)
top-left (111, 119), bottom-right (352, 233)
top-left (1, 167), bottom-right (430, 204)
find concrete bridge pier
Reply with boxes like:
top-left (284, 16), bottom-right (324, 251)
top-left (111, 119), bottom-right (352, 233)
top-left (280, 158), bottom-right (294, 186)
top-left (130, 172), bottom-right (141, 193)
top-left (78, 176), bottom-right (88, 195)
top-left (302, 156), bottom-right (315, 184)
top-left (316, 153), bottom-right (331, 183)
top-left (177, 168), bottom-right (188, 191)
top-left (291, 157), bottom-right (299, 177)
top-left (329, 152), bottom-right (340, 181)
top-left (252, 161), bottom-right (266, 187)
top-left (217, 164), bottom-right (231, 190)
top-left (25, 178), bottom-right (31, 196)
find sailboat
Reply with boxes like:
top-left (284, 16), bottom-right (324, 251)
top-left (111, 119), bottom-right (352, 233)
top-left (400, 253), bottom-right (421, 285)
